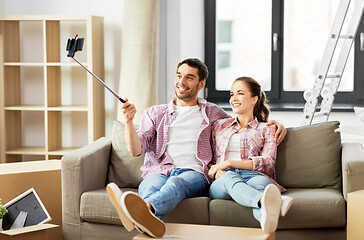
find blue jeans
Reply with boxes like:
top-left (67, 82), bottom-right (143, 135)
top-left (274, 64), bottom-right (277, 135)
top-left (138, 168), bottom-right (208, 219)
top-left (209, 168), bottom-right (273, 222)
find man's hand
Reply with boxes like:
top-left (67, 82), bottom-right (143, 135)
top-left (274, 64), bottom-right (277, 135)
top-left (121, 98), bottom-right (137, 121)
top-left (267, 120), bottom-right (287, 145)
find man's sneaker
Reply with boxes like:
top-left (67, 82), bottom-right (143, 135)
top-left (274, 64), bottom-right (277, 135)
top-left (121, 191), bottom-right (166, 238)
top-left (260, 184), bottom-right (282, 234)
top-left (281, 195), bottom-right (294, 217)
top-left (106, 183), bottom-right (135, 231)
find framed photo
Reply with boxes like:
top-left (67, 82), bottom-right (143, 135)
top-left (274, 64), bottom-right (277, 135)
top-left (2, 188), bottom-right (51, 230)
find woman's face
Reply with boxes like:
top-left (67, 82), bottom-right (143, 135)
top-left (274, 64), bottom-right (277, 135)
top-left (229, 81), bottom-right (258, 115)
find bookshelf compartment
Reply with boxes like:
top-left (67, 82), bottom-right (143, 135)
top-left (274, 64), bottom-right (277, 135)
top-left (5, 111), bottom-right (45, 153)
top-left (3, 21), bottom-right (44, 63)
top-left (4, 66), bottom-right (44, 107)
top-left (21, 66), bottom-right (44, 106)
top-left (3, 66), bottom-right (21, 107)
top-left (22, 155), bottom-right (47, 161)
top-left (5, 155), bottom-right (46, 163)
top-left (59, 21), bottom-right (87, 63)
top-left (19, 21), bottom-right (44, 63)
top-left (45, 20), bottom-right (60, 63)
top-left (3, 21), bottom-right (20, 62)
top-left (22, 111), bottom-right (45, 148)
top-left (47, 65), bottom-right (88, 108)
top-left (47, 111), bottom-right (88, 154)
top-left (48, 155), bottom-right (63, 160)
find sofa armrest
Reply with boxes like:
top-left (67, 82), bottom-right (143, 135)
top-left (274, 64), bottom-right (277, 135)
top-left (342, 142), bottom-right (364, 200)
top-left (61, 137), bottom-right (112, 226)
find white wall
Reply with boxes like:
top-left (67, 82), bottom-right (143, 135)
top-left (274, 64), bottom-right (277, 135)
top-left (225, 110), bottom-right (364, 143)
top-left (0, 1), bottom-right (3, 14)
top-left (161, 0), bottom-right (205, 102)
top-left (271, 111), bottom-right (364, 143)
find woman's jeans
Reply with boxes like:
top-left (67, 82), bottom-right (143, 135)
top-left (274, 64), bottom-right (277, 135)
top-left (209, 168), bottom-right (273, 222)
top-left (138, 168), bottom-right (208, 219)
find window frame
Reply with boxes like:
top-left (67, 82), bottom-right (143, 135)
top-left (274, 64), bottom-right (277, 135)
top-left (205, 0), bottom-right (364, 108)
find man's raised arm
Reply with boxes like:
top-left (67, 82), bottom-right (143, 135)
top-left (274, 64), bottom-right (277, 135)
top-left (121, 99), bottom-right (142, 157)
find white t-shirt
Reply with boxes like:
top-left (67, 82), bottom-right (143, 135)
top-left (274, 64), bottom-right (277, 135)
top-left (166, 105), bottom-right (204, 173)
top-left (225, 133), bottom-right (241, 161)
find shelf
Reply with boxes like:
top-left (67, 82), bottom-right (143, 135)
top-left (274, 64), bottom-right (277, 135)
top-left (46, 62), bottom-right (87, 67)
top-left (4, 62), bottom-right (44, 66)
top-left (6, 147), bottom-right (46, 155)
top-left (4, 105), bottom-right (89, 111)
top-left (5, 105), bottom-right (45, 111)
top-left (47, 105), bottom-right (88, 111)
top-left (0, 15), bottom-right (96, 21)
top-left (48, 147), bottom-right (81, 155)
top-left (3, 62), bottom-right (87, 67)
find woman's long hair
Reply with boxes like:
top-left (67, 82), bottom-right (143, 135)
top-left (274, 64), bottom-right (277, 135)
top-left (233, 77), bottom-right (270, 122)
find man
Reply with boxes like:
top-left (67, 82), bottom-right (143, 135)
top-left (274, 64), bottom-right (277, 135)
top-left (107, 58), bottom-right (287, 238)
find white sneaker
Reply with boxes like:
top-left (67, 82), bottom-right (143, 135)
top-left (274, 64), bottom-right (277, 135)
top-left (260, 184), bottom-right (282, 234)
top-left (281, 195), bottom-right (294, 217)
top-left (106, 183), bottom-right (135, 231)
top-left (121, 191), bottom-right (166, 238)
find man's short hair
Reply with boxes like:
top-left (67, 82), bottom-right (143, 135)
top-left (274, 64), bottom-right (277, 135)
top-left (177, 58), bottom-right (209, 82)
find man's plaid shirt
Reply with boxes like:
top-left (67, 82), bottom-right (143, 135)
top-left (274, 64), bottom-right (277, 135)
top-left (137, 98), bottom-right (230, 182)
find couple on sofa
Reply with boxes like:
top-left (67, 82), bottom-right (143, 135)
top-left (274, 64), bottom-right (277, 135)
top-left (106, 58), bottom-right (293, 237)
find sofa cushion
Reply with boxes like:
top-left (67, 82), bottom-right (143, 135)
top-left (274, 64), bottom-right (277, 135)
top-left (209, 188), bottom-right (346, 229)
top-left (277, 188), bottom-right (346, 229)
top-left (80, 188), bottom-right (210, 226)
top-left (275, 121), bottom-right (342, 190)
top-left (164, 197), bottom-right (210, 225)
top-left (80, 188), bottom-right (137, 226)
top-left (107, 120), bottom-right (144, 188)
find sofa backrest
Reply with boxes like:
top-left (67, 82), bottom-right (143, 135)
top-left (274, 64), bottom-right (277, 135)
top-left (275, 121), bottom-right (342, 191)
top-left (107, 120), bottom-right (144, 188)
top-left (108, 120), bottom-right (343, 191)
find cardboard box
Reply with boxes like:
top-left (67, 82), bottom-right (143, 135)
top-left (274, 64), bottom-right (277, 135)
top-left (0, 161), bottom-right (62, 240)
top-left (347, 190), bottom-right (364, 240)
top-left (133, 223), bottom-right (275, 240)
top-left (0, 224), bottom-right (58, 240)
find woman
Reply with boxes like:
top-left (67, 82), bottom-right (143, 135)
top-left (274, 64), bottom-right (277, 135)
top-left (208, 77), bottom-right (293, 234)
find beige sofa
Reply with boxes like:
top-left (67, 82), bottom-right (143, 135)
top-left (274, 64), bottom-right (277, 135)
top-left (61, 121), bottom-right (364, 240)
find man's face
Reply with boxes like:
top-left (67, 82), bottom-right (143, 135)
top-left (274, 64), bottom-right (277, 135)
top-left (174, 64), bottom-right (205, 105)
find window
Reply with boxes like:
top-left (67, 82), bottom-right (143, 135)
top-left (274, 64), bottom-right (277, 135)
top-left (205, 0), bottom-right (364, 107)
top-left (217, 20), bottom-right (232, 72)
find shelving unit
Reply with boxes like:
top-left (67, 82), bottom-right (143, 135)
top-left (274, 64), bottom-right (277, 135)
top-left (0, 15), bottom-right (105, 163)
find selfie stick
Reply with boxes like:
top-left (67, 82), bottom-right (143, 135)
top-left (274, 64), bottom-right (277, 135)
top-left (66, 35), bottom-right (126, 103)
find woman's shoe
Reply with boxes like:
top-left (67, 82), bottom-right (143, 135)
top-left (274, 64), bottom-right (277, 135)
top-left (260, 184), bottom-right (282, 234)
top-left (281, 195), bottom-right (294, 216)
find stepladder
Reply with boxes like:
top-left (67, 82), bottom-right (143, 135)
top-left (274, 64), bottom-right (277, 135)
top-left (301, 0), bottom-right (364, 126)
